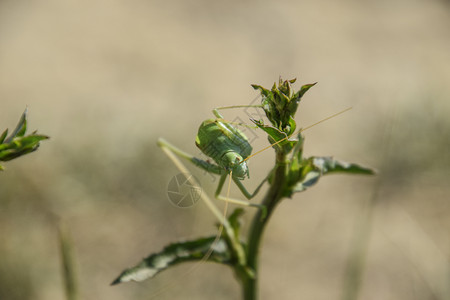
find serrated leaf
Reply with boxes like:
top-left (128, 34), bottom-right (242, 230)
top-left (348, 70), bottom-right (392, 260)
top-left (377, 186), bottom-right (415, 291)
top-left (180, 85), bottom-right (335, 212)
top-left (111, 236), bottom-right (232, 285)
top-left (286, 156), bottom-right (375, 197)
top-left (310, 157), bottom-right (375, 175)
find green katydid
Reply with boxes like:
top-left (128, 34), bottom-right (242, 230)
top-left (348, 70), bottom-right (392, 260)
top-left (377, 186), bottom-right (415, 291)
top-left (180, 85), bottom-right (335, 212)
top-left (158, 106), bottom-right (269, 212)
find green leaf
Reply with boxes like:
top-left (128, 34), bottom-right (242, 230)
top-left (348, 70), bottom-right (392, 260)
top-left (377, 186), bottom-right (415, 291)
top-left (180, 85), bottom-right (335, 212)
top-left (288, 82), bottom-right (317, 118)
top-left (111, 236), bottom-right (232, 285)
top-left (310, 157), bottom-right (375, 175)
top-left (292, 170), bottom-right (321, 193)
top-left (0, 134), bottom-right (49, 161)
top-left (285, 156), bottom-right (375, 197)
top-left (251, 84), bottom-right (271, 98)
top-left (295, 83), bottom-right (317, 99)
top-left (287, 117), bottom-right (297, 136)
top-left (0, 109), bottom-right (49, 169)
top-left (0, 129), bottom-right (7, 144)
top-left (250, 119), bottom-right (296, 153)
top-left (287, 134), bottom-right (304, 173)
top-left (4, 108), bottom-right (28, 143)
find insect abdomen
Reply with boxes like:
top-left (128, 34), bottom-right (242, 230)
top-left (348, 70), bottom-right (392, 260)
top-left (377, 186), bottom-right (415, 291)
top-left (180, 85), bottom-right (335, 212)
top-left (195, 119), bottom-right (252, 167)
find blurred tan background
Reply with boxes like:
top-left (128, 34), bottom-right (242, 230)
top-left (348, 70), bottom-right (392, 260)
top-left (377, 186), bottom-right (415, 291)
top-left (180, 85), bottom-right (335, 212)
top-left (1, 0), bottom-right (449, 299)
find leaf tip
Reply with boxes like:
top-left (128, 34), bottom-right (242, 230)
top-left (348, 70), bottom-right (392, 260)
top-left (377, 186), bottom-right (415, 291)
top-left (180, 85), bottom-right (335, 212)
top-left (110, 277), bottom-right (122, 286)
top-left (366, 168), bottom-right (377, 175)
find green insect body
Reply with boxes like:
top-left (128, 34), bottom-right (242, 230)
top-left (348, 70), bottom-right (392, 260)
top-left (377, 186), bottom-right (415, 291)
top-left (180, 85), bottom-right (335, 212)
top-left (195, 118), bottom-right (252, 180)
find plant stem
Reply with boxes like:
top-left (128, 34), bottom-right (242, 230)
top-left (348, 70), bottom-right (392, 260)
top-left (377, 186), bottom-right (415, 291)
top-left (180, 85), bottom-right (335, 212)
top-left (58, 221), bottom-right (79, 300)
top-left (242, 151), bottom-right (287, 300)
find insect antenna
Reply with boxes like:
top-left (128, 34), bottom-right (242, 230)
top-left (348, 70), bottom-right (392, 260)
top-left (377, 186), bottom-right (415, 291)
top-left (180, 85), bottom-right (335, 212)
top-left (199, 171), bottom-right (232, 263)
top-left (242, 107), bottom-right (353, 163)
top-left (216, 104), bottom-right (263, 110)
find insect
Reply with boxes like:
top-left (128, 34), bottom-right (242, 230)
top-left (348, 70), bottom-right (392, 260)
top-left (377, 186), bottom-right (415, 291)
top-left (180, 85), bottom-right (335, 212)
top-left (158, 105), bottom-right (267, 214)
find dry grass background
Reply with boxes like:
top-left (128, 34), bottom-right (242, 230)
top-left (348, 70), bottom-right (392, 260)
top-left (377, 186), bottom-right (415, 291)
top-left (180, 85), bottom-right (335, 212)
top-left (0, 0), bottom-right (449, 299)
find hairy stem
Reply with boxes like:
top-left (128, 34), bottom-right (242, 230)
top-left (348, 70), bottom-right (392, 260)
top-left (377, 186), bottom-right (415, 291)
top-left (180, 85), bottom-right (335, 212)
top-left (241, 151), bottom-right (287, 300)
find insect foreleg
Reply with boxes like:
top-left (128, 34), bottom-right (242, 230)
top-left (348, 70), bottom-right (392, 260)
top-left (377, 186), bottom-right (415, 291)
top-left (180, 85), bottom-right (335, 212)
top-left (233, 176), bottom-right (267, 200)
top-left (213, 173), bottom-right (266, 212)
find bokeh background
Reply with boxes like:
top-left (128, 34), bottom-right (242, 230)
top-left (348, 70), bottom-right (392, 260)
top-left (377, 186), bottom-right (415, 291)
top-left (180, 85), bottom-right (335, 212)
top-left (1, 0), bottom-right (449, 299)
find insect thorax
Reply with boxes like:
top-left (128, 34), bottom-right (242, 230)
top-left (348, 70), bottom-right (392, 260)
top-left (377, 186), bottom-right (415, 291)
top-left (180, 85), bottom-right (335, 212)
top-left (195, 119), bottom-right (251, 179)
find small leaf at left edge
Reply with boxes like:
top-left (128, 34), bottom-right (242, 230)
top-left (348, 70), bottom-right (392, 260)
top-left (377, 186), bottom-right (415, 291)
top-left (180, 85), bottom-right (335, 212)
top-left (5, 109), bottom-right (28, 143)
top-left (0, 134), bottom-right (49, 161)
top-left (0, 129), bottom-right (8, 144)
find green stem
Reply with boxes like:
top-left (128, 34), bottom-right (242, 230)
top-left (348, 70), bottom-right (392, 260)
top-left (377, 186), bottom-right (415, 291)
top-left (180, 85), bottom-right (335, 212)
top-left (241, 151), bottom-right (287, 300)
top-left (58, 221), bottom-right (79, 300)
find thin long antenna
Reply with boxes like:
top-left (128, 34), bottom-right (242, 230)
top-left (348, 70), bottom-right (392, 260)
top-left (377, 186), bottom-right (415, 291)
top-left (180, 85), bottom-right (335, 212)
top-left (200, 171), bottom-right (232, 263)
top-left (242, 107), bottom-right (352, 163)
